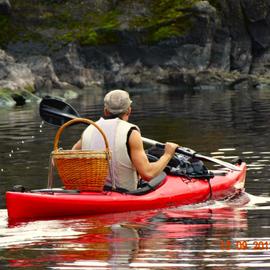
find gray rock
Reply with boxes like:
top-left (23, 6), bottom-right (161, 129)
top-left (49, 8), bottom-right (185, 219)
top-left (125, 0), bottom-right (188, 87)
top-left (218, 0), bottom-right (252, 73)
top-left (1, 0), bottom-right (270, 94)
top-left (209, 28), bottom-right (231, 71)
top-left (23, 55), bottom-right (63, 89)
top-left (241, 0), bottom-right (270, 50)
top-left (167, 44), bottom-right (212, 70)
top-left (0, 0), bottom-right (11, 16)
top-left (251, 47), bottom-right (270, 75)
top-left (52, 44), bottom-right (102, 88)
top-left (0, 49), bottom-right (35, 91)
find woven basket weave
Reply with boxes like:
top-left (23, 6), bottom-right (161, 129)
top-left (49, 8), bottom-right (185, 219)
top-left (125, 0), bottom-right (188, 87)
top-left (51, 118), bottom-right (111, 192)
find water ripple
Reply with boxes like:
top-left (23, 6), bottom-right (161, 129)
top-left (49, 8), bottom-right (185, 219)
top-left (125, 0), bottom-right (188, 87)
top-left (1, 88), bottom-right (270, 269)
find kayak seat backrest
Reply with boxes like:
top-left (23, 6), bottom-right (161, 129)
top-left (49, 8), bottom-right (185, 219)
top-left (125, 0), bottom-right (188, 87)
top-left (104, 172), bottom-right (167, 195)
top-left (129, 172), bottom-right (167, 195)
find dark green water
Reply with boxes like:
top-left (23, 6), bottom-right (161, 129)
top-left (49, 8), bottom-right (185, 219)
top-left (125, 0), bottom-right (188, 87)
top-left (1, 87), bottom-right (270, 269)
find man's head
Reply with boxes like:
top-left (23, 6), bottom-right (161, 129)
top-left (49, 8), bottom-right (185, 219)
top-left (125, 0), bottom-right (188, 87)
top-left (104, 89), bottom-right (132, 118)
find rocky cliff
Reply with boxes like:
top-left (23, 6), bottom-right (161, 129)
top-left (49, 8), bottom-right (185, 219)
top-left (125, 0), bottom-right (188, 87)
top-left (1, 0), bottom-right (270, 105)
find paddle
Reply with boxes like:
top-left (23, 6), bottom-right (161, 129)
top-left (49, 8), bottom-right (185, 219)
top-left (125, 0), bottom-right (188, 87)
top-left (39, 96), bottom-right (241, 171)
top-left (39, 96), bottom-right (80, 126)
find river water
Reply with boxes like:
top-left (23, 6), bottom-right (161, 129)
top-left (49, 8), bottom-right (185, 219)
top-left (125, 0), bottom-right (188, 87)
top-left (1, 87), bottom-right (270, 269)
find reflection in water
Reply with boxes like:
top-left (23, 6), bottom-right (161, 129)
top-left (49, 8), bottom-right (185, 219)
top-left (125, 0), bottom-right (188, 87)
top-left (1, 193), bottom-right (270, 269)
top-left (1, 192), bottom-right (270, 269)
top-left (0, 202), bottom-right (247, 269)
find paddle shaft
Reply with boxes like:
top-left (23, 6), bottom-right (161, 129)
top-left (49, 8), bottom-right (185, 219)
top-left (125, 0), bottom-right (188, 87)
top-left (42, 107), bottom-right (78, 121)
top-left (142, 137), bottom-right (241, 170)
top-left (142, 137), bottom-right (196, 156)
top-left (39, 97), bottom-right (241, 171)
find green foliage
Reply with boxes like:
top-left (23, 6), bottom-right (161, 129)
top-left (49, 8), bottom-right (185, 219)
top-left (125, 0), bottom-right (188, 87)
top-left (23, 84), bottom-right (35, 93)
top-left (208, 0), bottom-right (221, 10)
top-left (77, 11), bottom-right (120, 45)
top-left (151, 0), bottom-right (198, 17)
top-left (57, 10), bottom-right (120, 45)
top-left (150, 26), bottom-right (182, 43)
top-left (3, 0), bottom-right (202, 46)
top-left (129, 0), bottom-right (199, 43)
top-left (76, 29), bottom-right (99, 46)
top-left (0, 15), bottom-right (15, 46)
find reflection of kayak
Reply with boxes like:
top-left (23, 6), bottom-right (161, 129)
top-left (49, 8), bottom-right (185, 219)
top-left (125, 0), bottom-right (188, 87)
top-left (5, 205), bottom-right (248, 269)
top-left (6, 162), bottom-right (246, 221)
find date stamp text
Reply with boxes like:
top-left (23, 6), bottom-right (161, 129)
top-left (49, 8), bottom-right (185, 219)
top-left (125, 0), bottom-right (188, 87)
top-left (220, 240), bottom-right (270, 250)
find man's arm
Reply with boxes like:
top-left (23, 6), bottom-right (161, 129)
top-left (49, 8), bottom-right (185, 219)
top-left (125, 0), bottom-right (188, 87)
top-left (72, 139), bottom-right (82, 150)
top-left (129, 130), bottom-right (178, 180)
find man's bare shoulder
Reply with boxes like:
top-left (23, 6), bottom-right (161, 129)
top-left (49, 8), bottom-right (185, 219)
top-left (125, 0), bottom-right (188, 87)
top-left (129, 129), bottom-right (143, 148)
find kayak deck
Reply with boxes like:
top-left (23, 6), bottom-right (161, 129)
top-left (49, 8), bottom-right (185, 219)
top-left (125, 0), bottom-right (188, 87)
top-left (6, 162), bottom-right (246, 221)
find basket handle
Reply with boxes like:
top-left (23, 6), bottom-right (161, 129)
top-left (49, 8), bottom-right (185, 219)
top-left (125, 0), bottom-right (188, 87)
top-left (53, 118), bottom-right (110, 152)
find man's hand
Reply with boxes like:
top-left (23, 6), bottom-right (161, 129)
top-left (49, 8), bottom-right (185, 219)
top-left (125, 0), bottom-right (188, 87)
top-left (164, 142), bottom-right (179, 157)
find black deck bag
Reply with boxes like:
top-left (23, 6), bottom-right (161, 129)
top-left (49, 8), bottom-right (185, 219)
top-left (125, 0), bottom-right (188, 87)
top-left (147, 146), bottom-right (212, 179)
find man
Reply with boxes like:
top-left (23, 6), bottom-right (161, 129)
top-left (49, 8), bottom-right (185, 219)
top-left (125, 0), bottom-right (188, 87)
top-left (72, 89), bottom-right (179, 191)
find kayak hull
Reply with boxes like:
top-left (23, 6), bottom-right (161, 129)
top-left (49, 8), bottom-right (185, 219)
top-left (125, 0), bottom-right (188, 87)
top-left (6, 163), bottom-right (246, 221)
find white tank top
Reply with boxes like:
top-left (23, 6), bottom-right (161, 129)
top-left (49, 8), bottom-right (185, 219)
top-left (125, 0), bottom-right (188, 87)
top-left (81, 117), bottom-right (140, 191)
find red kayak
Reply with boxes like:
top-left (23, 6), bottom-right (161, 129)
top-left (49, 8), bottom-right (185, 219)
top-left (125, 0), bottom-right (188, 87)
top-left (6, 162), bottom-right (246, 221)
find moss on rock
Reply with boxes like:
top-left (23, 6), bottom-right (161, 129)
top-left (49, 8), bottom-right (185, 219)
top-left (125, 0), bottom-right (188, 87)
top-left (0, 87), bottom-right (39, 107)
top-left (2, 0), bottom-right (204, 47)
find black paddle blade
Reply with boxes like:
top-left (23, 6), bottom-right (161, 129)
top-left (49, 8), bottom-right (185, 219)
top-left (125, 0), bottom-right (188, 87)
top-left (39, 96), bottom-right (81, 126)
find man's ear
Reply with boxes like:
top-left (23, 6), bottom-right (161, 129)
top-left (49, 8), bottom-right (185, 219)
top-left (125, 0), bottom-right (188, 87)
top-left (104, 108), bottom-right (110, 116)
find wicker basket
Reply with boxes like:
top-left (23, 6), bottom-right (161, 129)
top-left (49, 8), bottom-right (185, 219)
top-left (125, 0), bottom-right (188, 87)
top-left (51, 118), bottom-right (111, 192)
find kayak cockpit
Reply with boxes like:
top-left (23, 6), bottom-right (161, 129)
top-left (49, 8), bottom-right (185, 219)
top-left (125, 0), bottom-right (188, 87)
top-left (10, 172), bottom-right (168, 196)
